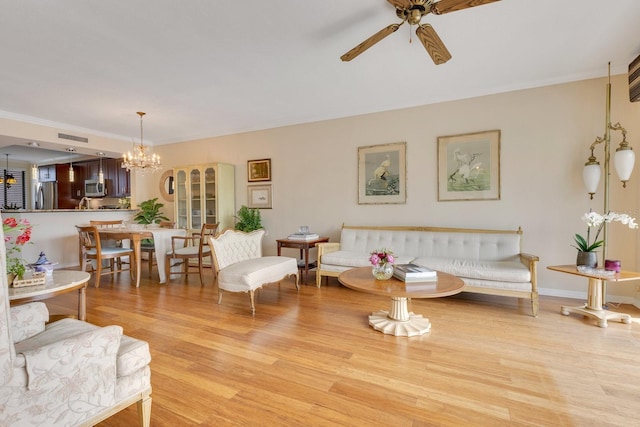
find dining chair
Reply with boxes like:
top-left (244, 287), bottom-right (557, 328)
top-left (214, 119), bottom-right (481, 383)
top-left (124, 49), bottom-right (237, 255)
top-left (165, 223), bottom-right (218, 286)
top-left (90, 219), bottom-right (127, 270)
top-left (140, 220), bottom-right (175, 277)
top-left (76, 225), bottom-right (136, 287)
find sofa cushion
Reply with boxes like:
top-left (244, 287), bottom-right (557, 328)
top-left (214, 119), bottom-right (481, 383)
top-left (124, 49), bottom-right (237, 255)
top-left (321, 251), bottom-right (415, 268)
top-left (412, 257), bottom-right (531, 283)
top-left (218, 256), bottom-right (298, 292)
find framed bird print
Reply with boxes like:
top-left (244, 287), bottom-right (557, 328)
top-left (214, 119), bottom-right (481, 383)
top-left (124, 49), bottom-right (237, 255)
top-left (358, 142), bottom-right (406, 204)
top-left (437, 130), bottom-right (501, 201)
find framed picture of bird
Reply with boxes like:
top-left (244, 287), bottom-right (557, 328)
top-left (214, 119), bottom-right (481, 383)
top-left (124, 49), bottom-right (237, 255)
top-left (358, 141), bottom-right (406, 204)
top-left (437, 130), bottom-right (501, 201)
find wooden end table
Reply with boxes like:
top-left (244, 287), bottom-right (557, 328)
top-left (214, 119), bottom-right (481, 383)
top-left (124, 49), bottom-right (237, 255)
top-left (9, 270), bottom-right (91, 321)
top-left (338, 267), bottom-right (465, 337)
top-left (547, 264), bottom-right (640, 328)
top-left (276, 237), bottom-right (329, 284)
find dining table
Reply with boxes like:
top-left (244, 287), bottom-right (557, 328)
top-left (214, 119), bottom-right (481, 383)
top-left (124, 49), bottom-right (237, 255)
top-left (81, 225), bottom-right (187, 286)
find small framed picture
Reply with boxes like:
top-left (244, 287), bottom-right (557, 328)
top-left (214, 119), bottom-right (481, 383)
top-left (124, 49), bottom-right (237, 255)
top-left (248, 158), bottom-right (271, 182)
top-left (437, 129), bottom-right (500, 201)
top-left (247, 184), bottom-right (272, 209)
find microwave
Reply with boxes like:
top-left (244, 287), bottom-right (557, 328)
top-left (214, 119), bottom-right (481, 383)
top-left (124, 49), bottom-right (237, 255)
top-left (84, 180), bottom-right (108, 197)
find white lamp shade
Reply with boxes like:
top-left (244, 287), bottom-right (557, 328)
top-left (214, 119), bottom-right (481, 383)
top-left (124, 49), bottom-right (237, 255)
top-left (614, 149), bottom-right (635, 182)
top-left (583, 163), bottom-right (601, 194)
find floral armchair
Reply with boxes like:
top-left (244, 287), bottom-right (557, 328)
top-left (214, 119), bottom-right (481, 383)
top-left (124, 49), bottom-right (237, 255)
top-left (0, 222), bottom-right (152, 426)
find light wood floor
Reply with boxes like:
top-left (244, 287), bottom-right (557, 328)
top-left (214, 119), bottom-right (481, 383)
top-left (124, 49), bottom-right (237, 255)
top-left (44, 269), bottom-right (640, 427)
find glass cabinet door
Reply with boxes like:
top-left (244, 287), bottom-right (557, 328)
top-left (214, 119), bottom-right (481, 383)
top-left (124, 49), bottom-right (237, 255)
top-left (204, 167), bottom-right (216, 225)
top-left (175, 169), bottom-right (188, 229)
top-left (190, 168), bottom-right (202, 230)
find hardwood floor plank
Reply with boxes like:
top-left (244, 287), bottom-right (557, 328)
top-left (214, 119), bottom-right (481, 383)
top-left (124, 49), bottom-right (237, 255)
top-left (37, 269), bottom-right (640, 426)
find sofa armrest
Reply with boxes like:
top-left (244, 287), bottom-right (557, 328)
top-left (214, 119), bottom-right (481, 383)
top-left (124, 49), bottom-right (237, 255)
top-left (10, 302), bottom-right (49, 343)
top-left (20, 325), bottom-right (123, 391)
top-left (520, 252), bottom-right (539, 291)
top-left (316, 242), bottom-right (340, 264)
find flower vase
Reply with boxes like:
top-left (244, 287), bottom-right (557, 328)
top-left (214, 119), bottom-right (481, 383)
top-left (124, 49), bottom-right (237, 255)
top-left (577, 251), bottom-right (598, 268)
top-left (372, 263), bottom-right (394, 280)
top-left (6, 274), bottom-right (15, 286)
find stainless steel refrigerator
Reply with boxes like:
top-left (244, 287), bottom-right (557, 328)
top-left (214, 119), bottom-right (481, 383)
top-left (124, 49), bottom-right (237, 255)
top-left (34, 181), bottom-right (58, 210)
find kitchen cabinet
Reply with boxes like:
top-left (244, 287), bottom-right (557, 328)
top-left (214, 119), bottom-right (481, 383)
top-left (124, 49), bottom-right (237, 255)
top-left (38, 165), bottom-right (56, 182)
top-left (115, 158), bottom-right (130, 196)
top-left (55, 164), bottom-right (76, 209)
top-left (174, 163), bottom-right (234, 231)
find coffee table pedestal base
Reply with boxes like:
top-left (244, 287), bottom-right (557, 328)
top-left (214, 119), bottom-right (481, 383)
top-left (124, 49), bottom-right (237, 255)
top-left (368, 296), bottom-right (431, 336)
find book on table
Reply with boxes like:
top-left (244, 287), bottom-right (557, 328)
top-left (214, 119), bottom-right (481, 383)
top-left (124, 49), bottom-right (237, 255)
top-left (287, 233), bottom-right (320, 241)
top-left (393, 263), bottom-right (437, 281)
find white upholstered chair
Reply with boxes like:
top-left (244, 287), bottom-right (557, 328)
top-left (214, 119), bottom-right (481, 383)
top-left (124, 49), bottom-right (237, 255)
top-left (209, 229), bottom-right (299, 314)
top-left (1, 223), bottom-right (152, 426)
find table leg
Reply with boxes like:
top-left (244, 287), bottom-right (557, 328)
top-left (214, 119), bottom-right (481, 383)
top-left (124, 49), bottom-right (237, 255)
top-left (368, 297), bottom-right (431, 336)
top-left (78, 285), bottom-right (87, 321)
top-left (303, 247), bottom-right (310, 284)
top-left (561, 277), bottom-right (632, 327)
top-left (131, 234), bottom-right (141, 288)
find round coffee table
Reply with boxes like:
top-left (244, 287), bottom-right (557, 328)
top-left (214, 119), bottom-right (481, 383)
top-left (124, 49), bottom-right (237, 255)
top-left (338, 267), bottom-right (465, 336)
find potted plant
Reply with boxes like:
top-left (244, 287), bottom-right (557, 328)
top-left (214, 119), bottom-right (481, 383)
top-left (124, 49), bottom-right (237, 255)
top-left (573, 210), bottom-right (638, 267)
top-left (3, 217), bottom-right (32, 282)
top-left (234, 205), bottom-right (262, 232)
top-left (134, 198), bottom-right (170, 225)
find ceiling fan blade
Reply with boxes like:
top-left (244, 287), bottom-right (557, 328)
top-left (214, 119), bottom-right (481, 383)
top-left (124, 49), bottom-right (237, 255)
top-left (386, 0), bottom-right (412, 9)
top-left (430, 0), bottom-right (500, 15)
top-left (416, 24), bottom-right (452, 65)
top-left (340, 23), bottom-right (402, 62)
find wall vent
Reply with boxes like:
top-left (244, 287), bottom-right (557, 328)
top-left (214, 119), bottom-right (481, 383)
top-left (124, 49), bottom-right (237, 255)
top-left (58, 133), bottom-right (89, 143)
top-left (629, 54), bottom-right (640, 102)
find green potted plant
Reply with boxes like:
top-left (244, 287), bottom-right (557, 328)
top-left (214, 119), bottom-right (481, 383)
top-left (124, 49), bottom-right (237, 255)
top-left (134, 198), bottom-right (170, 225)
top-left (234, 205), bottom-right (262, 232)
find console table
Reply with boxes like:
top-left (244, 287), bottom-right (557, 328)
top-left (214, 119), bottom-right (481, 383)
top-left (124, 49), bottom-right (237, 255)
top-left (547, 264), bottom-right (640, 328)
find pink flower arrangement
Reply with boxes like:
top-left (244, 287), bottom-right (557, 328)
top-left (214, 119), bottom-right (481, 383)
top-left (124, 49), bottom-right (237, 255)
top-left (3, 217), bottom-right (32, 278)
top-left (369, 248), bottom-right (394, 266)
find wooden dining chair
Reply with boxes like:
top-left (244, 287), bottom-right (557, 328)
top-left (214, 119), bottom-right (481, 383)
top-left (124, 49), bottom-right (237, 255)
top-left (165, 223), bottom-right (218, 286)
top-left (140, 220), bottom-right (175, 277)
top-left (76, 225), bottom-right (136, 287)
top-left (90, 219), bottom-right (127, 270)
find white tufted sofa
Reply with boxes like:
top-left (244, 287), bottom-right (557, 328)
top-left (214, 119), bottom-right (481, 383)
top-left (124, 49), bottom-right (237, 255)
top-left (316, 225), bottom-right (539, 316)
top-left (210, 229), bottom-right (299, 314)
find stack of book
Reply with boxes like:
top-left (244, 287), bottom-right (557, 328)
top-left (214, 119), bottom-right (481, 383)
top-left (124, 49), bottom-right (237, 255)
top-left (393, 263), bottom-right (437, 282)
top-left (287, 232), bottom-right (320, 241)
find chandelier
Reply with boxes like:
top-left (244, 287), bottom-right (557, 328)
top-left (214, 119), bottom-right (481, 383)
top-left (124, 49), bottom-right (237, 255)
top-left (0, 154), bottom-right (17, 188)
top-left (122, 111), bottom-right (161, 174)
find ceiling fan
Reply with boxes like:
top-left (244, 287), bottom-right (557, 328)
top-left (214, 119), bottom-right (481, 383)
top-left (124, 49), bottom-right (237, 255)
top-left (341, 0), bottom-right (500, 64)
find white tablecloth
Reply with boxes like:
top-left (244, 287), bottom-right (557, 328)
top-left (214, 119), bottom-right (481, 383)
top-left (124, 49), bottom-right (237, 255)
top-left (150, 228), bottom-right (187, 283)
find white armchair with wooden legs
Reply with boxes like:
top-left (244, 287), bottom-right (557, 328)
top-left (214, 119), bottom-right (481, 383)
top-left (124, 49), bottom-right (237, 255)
top-left (1, 218), bottom-right (152, 427)
top-left (209, 229), bottom-right (299, 314)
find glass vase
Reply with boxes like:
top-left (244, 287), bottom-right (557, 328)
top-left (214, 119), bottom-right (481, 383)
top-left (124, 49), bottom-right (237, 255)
top-left (372, 263), bottom-right (394, 280)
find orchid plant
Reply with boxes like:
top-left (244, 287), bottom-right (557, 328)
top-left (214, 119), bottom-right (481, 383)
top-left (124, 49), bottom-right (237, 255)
top-left (3, 217), bottom-right (32, 278)
top-left (573, 211), bottom-right (638, 252)
top-left (369, 248), bottom-right (395, 266)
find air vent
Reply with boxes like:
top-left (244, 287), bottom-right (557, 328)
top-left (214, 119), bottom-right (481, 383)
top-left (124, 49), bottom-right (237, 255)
top-left (58, 133), bottom-right (88, 143)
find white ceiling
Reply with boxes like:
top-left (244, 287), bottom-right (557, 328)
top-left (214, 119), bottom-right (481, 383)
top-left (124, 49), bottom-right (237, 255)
top-left (1, 0), bottom-right (640, 153)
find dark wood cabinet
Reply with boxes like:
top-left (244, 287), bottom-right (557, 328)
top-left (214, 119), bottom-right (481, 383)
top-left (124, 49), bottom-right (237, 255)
top-left (115, 159), bottom-right (130, 197)
top-left (84, 160), bottom-right (100, 181)
top-left (56, 164), bottom-right (77, 209)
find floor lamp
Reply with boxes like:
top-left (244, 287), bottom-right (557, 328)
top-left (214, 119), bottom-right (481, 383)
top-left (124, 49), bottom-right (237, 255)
top-left (582, 63), bottom-right (635, 302)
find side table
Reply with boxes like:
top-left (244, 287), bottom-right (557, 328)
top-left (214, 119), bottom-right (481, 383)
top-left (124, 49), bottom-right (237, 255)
top-left (276, 237), bottom-right (329, 284)
top-left (9, 270), bottom-right (91, 321)
top-left (547, 264), bottom-right (640, 328)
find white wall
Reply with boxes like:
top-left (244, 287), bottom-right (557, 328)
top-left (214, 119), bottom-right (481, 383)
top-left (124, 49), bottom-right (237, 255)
top-left (130, 75), bottom-right (640, 304)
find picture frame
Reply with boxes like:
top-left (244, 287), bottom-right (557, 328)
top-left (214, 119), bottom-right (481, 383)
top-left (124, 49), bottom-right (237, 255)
top-left (358, 142), bottom-right (406, 204)
top-left (437, 129), bottom-right (501, 201)
top-left (247, 184), bottom-right (272, 209)
top-left (247, 158), bottom-right (271, 182)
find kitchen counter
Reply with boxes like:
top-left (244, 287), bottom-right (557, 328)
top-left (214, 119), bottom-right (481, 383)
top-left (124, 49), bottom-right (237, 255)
top-left (1, 210), bottom-right (137, 268)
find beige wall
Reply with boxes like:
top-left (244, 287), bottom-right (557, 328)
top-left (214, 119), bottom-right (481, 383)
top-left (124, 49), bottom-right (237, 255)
top-left (133, 74), bottom-right (640, 304)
